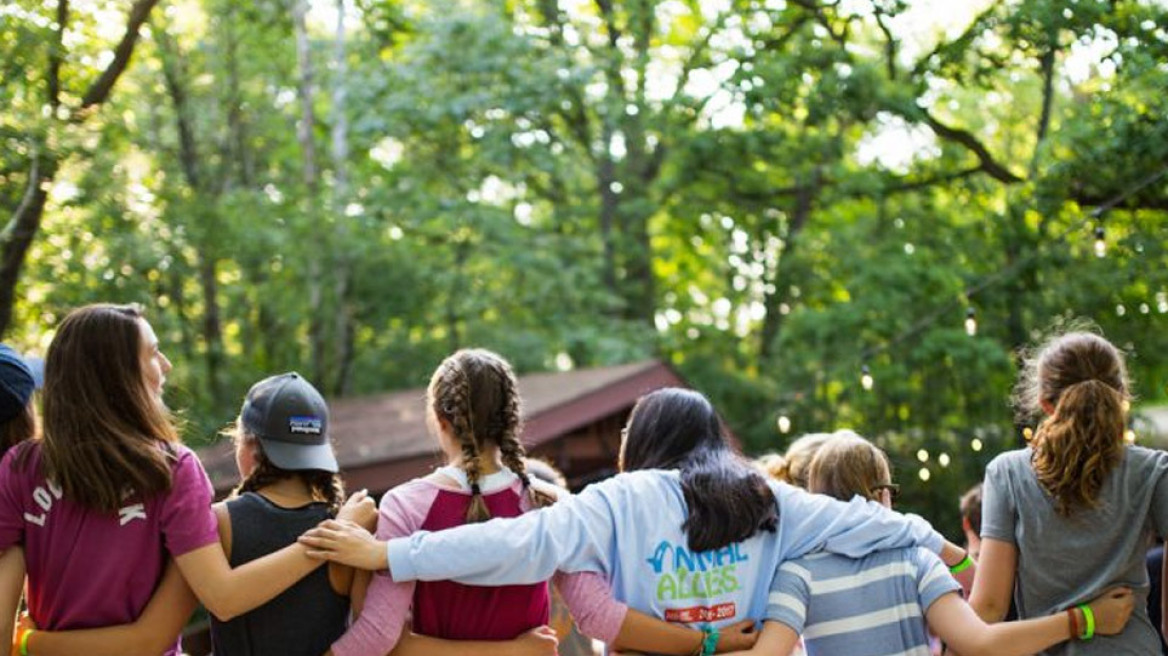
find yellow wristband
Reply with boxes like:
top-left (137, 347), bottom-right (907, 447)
top-left (19, 627), bottom-right (34, 656)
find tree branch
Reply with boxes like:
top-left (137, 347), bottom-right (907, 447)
top-left (873, 6), bottom-right (897, 81)
top-left (1029, 42), bottom-right (1057, 178)
top-left (48, 0), bottom-right (68, 111)
top-left (920, 109), bottom-right (1023, 183)
top-left (909, 0), bottom-right (1003, 78)
top-left (880, 166), bottom-right (984, 193)
top-left (76, 0), bottom-right (161, 117)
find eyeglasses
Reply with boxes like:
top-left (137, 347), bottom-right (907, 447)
top-left (872, 483), bottom-right (900, 501)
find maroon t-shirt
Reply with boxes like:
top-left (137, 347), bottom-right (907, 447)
top-left (410, 484), bottom-right (551, 639)
top-left (0, 442), bottom-right (219, 654)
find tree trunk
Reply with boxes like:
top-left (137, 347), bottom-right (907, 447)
top-left (221, 2), bottom-right (255, 188)
top-left (157, 21), bottom-right (225, 408)
top-left (291, 0), bottom-right (328, 385)
top-left (0, 153), bottom-right (58, 337)
top-left (331, 0), bottom-right (356, 396)
top-left (759, 168), bottom-right (821, 362)
top-left (0, 0), bottom-right (159, 336)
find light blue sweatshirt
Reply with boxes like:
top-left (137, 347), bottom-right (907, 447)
top-left (387, 469), bottom-right (943, 632)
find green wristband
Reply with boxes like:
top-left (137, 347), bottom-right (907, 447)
top-left (701, 627), bottom-right (720, 656)
top-left (1077, 603), bottom-right (1095, 640)
top-left (949, 554), bottom-right (974, 574)
top-left (20, 628), bottom-right (33, 656)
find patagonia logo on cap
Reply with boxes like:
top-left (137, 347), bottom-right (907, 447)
top-left (288, 416), bottom-right (323, 435)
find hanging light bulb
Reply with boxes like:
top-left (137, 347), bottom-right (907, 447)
top-left (777, 415), bottom-right (792, 434)
top-left (861, 364), bottom-right (874, 391)
top-left (1094, 225), bottom-right (1106, 258)
top-left (964, 307), bottom-right (978, 337)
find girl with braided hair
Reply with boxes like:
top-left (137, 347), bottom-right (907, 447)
top-left (328, 349), bottom-right (757, 656)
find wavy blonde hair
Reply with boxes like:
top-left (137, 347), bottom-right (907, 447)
top-left (760, 431), bottom-right (839, 489)
top-left (1017, 332), bottom-right (1129, 516)
top-left (807, 432), bottom-right (891, 502)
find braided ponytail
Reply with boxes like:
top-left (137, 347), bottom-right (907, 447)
top-left (432, 357), bottom-right (492, 523)
top-left (495, 368), bottom-right (555, 509)
top-left (304, 469), bottom-right (346, 517)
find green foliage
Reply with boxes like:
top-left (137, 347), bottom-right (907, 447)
top-left (2, 0), bottom-right (1167, 534)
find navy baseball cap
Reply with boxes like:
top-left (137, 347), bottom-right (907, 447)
top-left (240, 372), bottom-right (338, 473)
top-left (0, 345), bottom-right (36, 423)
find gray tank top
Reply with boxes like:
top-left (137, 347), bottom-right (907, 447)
top-left (209, 492), bottom-right (349, 656)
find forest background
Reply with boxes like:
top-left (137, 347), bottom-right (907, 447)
top-left (2, 0), bottom-right (1167, 535)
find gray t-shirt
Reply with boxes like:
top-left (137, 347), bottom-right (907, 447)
top-left (983, 445), bottom-right (1168, 655)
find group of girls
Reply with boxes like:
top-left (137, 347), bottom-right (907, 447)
top-left (0, 302), bottom-right (1157, 656)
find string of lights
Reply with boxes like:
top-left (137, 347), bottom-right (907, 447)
top-left (773, 164), bottom-right (1168, 445)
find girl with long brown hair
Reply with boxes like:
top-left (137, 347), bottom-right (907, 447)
top-left (969, 331), bottom-right (1168, 655)
top-left (0, 304), bottom-right (370, 655)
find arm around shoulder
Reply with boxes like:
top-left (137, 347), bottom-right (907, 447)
top-left (174, 538), bottom-right (322, 621)
top-left (26, 559), bottom-right (197, 656)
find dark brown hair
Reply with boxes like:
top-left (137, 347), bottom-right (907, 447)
top-left (228, 426), bottom-right (345, 515)
top-left (428, 349), bottom-right (553, 522)
top-left (960, 484), bottom-right (983, 535)
top-left (620, 388), bottom-right (777, 553)
top-left (806, 432), bottom-right (891, 502)
top-left (39, 304), bottom-right (180, 513)
top-left (1016, 331), bottom-right (1129, 515)
top-left (0, 402), bottom-right (36, 458)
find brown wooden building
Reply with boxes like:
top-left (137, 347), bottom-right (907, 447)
top-left (198, 359), bottom-right (689, 495)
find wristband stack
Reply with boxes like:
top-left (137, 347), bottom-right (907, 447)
top-left (16, 626), bottom-right (34, 656)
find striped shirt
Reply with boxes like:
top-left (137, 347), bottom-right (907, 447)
top-left (766, 547), bottom-right (959, 656)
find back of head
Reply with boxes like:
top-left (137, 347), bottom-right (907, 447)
top-left (959, 484), bottom-right (983, 535)
top-left (621, 387), bottom-right (776, 553)
top-left (523, 457), bottom-right (567, 489)
top-left (428, 349), bottom-right (551, 522)
top-left (41, 304), bottom-right (178, 513)
top-left (0, 344), bottom-right (37, 457)
top-left (807, 433), bottom-right (891, 502)
top-left (232, 373), bottom-right (345, 515)
top-left (1016, 331), bottom-right (1129, 515)
top-left (769, 432), bottom-right (836, 488)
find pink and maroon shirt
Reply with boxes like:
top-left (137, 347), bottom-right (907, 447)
top-left (331, 467), bottom-right (626, 655)
top-left (0, 441), bottom-right (220, 655)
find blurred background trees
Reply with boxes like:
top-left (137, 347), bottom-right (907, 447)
top-left (3, 0), bottom-right (1166, 532)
